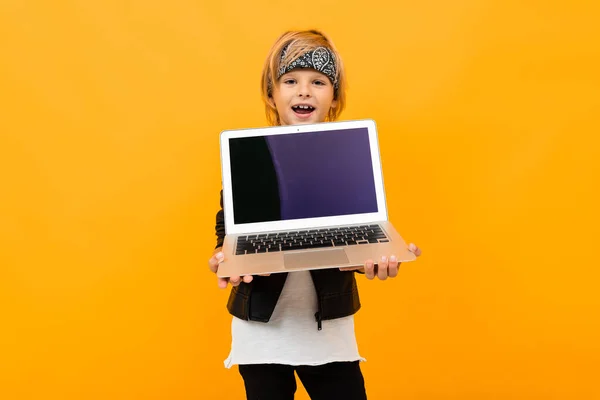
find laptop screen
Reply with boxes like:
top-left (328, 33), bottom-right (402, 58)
top-left (228, 127), bottom-right (378, 224)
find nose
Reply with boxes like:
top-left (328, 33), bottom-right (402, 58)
top-left (297, 81), bottom-right (312, 98)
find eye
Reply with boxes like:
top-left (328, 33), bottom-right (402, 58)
top-left (283, 79), bottom-right (296, 84)
top-left (313, 80), bottom-right (326, 86)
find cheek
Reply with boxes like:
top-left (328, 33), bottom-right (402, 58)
top-left (324, 91), bottom-right (335, 106)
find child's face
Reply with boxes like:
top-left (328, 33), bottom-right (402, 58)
top-left (270, 69), bottom-right (337, 126)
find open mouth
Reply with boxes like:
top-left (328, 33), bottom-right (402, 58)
top-left (292, 105), bottom-right (315, 115)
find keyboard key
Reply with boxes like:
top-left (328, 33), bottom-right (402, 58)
top-left (312, 242), bottom-right (333, 248)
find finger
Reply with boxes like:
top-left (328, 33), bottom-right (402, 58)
top-left (242, 275), bottom-right (254, 283)
top-left (208, 252), bottom-right (225, 273)
top-left (217, 277), bottom-right (229, 289)
top-left (229, 275), bottom-right (242, 287)
top-left (377, 256), bottom-right (389, 280)
top-left (365, 260), bottom-right (375, 280)
top-left (408, 243), bottom-right (422, 257)
top-left (388, 255), bottom-right (399, 278)
top-left (208, 256), bottom-right (218, 273)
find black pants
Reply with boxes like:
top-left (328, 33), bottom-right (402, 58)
top-left (238, 361), bottom-right (367, 400)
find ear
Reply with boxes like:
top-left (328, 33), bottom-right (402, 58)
top-left (330, 99), bottom-right (338, 109)
top-left (267, 95), bottom-right (276, 109)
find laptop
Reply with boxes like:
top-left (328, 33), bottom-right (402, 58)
top-left (216, 119), bottom-right (416, 278)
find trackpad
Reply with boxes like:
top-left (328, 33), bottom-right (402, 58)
top-left (284, 249), bottom-right (349, 269)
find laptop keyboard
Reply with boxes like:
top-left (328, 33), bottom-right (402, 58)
top-left (235, 224), bottom-right (389, 255)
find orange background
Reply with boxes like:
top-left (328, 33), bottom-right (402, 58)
top-left (1, 1), bottom-right (599, 399)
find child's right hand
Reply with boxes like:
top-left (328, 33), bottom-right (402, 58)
top-left (208, 248), bottom-right (266, 289)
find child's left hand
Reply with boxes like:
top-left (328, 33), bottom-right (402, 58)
top-left (339, 243), bottom-right (421, 280)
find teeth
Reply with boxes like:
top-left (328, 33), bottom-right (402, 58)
top-left (293, 105), bottom-right (313, 109)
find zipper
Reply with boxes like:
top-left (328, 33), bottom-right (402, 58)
top-left (314, 311), bottom-right (322, 331)
top-left (311, 270), bottom-right (323, 331)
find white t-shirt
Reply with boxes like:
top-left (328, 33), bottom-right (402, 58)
top-left (224, 270), bottom-right (365, 368)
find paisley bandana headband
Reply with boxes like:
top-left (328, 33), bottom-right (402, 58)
top-left (276, 45), bottom-right (338, 89)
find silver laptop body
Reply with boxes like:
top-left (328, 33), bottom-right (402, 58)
top-left (217, 119), bottom-right (416, 278)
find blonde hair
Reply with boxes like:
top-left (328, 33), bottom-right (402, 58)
top-left (260, 30), bottom-right (347, 126)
